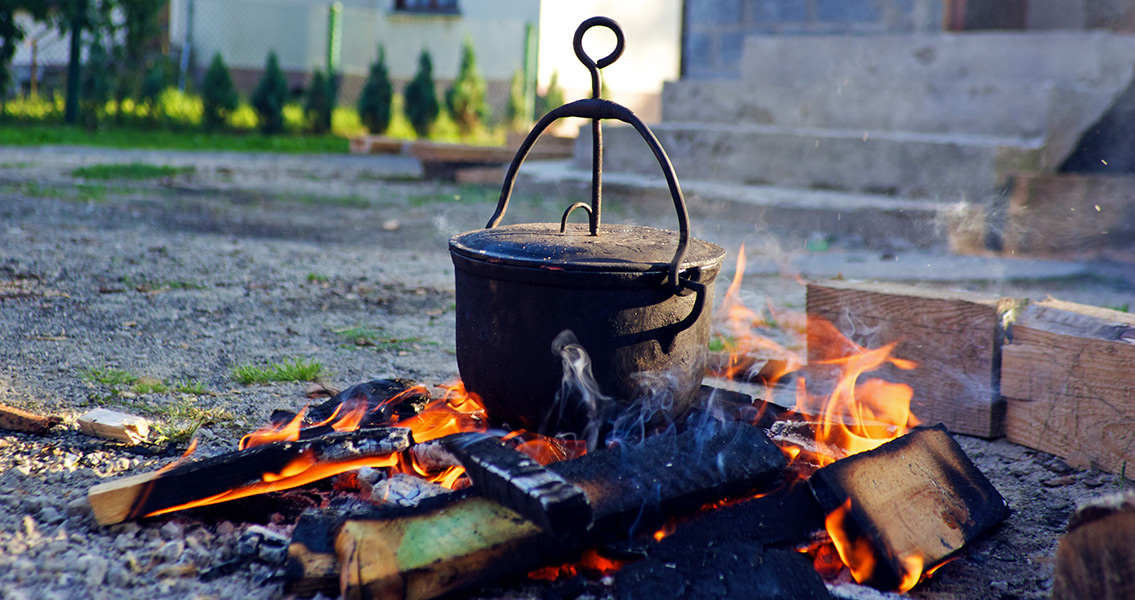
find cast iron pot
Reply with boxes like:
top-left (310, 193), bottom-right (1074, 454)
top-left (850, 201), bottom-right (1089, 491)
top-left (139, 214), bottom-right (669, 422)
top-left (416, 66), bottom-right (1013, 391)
top-left (449, 77), bottom-right (726, 430)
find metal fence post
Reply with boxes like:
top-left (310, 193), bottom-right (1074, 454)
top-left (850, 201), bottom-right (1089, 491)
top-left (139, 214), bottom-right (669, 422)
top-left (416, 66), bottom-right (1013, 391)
top-left (64, 1), bottom-right (86, 125)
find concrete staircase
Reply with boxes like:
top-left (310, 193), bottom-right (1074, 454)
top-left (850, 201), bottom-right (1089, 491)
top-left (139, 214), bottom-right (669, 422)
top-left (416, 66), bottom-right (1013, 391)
top-left (585, 32), bottom-right (1135, 202)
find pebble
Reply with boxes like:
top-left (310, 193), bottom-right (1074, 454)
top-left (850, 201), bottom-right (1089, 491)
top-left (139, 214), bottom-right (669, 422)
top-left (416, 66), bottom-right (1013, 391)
top-left (159, 521), bottom-right (183, 541)
top-left (80, 555), bottom-right (110, 587)
top-left (38, 506), bottom-right (63, 525)
top-left (155, 540), bottom-right (185, 563)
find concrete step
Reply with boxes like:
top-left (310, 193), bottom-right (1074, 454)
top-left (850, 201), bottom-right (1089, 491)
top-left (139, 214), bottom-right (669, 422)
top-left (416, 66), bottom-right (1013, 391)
top-left (517, 160), bottom-right (957, 250)
top-left (739, 32), bottom-right (1135, 91)
top-left (584, 122), bottom-right (1044, 200)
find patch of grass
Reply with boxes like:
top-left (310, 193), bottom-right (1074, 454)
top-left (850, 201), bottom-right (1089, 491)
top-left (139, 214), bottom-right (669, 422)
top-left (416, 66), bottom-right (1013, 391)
top-left (306, 272), bottom-right (330, 284)
top-left (0, 124), bottom-right (351, 154)
top-left (144, 398), bottom-right (235, 444)
top-left (408, 184), bottom-right (497, 207)
top-left (372, 336), bottom-right (432, 352)
top-left (1111, 303), bottom-right (1130, 313)
top-left (71, 162), bottom-right (196, 180)
top-left (284, 193), bottom-right (371, 209)
top-left (13, 181), bottom-right (108, 203)
top-left (231, 358), bottom-right (325, 384)
top-left (0, 161), bottom-right (30, 168)
top-left (83, 367), bottom-right (139, 387)
top-left (82, 367), bottom-right (210, 397)
top-left (332, 325), bottom-right (382, 346)
top-left (121, 275), bottom-right (206, 292)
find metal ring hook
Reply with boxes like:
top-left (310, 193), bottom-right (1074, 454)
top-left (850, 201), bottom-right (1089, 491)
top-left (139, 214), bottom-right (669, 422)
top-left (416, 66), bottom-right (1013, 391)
top-left (573, 16), bottom-right (625, 98)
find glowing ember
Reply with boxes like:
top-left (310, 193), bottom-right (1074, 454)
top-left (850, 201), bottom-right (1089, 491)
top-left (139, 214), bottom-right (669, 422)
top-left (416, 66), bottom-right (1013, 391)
top-left (527, 548), bottom-right (628, 581)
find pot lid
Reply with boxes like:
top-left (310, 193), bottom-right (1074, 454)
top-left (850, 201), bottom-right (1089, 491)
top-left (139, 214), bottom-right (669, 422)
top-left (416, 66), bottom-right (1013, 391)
top-left (450, 223), bottom-right (726, 273)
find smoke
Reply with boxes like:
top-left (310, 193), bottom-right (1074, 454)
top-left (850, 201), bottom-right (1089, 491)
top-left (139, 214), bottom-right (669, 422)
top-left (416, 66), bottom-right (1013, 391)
top-left (542, 330), bottom-right (612, 452)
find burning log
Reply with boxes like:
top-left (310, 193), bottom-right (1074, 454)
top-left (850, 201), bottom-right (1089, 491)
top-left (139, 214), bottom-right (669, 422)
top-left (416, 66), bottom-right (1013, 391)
top-left (87, 427), bottom-right (413, 526)
top-left (1053, 490), bottom-right (1135, 600)
top-left (806, 280), bottom-right (1008, 438)
top-left (330, 422), bottom-right (786, 600)
top-left (1002, 299), bottom-right (1135, 477)
top-left (0, 402), bottom-right (61, 434)
top-left (440, 432), bottom-right (592, 537)
top-left (807, 424), bottom-right (1009, 592)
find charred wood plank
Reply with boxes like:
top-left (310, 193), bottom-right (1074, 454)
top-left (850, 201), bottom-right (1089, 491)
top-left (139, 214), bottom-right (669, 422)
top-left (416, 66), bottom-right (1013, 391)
top-left (1053, 490), bottom-right (1135, 600)
top-left (806, 280), bottom-right (1008, 438)
top-left (0, 402), bottom-right (61, 435)
top-left (334, 422), bottom-right (786, 600)
top-left (441, 432), bottom-right (592, 537)
top-left (808, 424), bottom-right (1009, 592)
top-left (1002, 299), bottom-right (1135, 477)
top-left (87, 427), bottom-right (412, 526)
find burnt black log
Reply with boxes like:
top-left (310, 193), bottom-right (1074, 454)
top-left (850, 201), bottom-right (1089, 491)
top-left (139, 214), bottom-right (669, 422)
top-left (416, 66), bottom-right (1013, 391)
top-left (88, 427), bottom-right (413, 526)
top-left (441, 432), bottom-right (592, 537)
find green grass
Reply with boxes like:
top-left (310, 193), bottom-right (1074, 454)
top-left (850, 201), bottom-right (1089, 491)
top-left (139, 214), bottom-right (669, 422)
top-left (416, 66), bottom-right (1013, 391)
top-left (0, 161), bottom-right (30, 168)
top-left (83, 367), bottom-right (139, 387)
top-left (143, 398), bottom-right (235, 444)
top-left (284, 193), bottom-right (370, 209)
top-left (0, 124), bottom-right (350, 154)
top-left (330, 326), bottom-right (432, 352)
top-left (306, 273), bottom-right (330, 284)
top-left (71, 162), bottom-right (196, 180)
top-left (408, 184), bottom-right (498, 207)
top-left (82, 367), bottom-right (210, 397)
top-left (231, 358), bottom-right (325, 384)
top-left (120, 276), bottom-right (206, 292)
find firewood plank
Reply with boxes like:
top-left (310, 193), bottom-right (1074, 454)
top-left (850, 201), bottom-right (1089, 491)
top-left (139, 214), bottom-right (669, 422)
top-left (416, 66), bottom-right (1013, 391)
top-left (806, 280), bottom-right (1008, 438)
top-left (87, 427), bottom-right (412, 526)
top-left (335, 422), bottom-right (787, 600)
top-left (808, 425), bottom-right (1010, 591)
top-left (78, 408), bottom-right (150, 444)
top-left (1002, 299), bottom-right (1135, 476)
top-left (1053, 491), bottom-right (1135, 600)
top-left (0, 402), bottom-right (61, 435)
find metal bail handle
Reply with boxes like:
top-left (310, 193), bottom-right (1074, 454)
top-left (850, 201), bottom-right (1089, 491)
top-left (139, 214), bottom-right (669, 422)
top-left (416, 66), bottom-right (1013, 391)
top-left (485, 18), bottom-right (693, 294)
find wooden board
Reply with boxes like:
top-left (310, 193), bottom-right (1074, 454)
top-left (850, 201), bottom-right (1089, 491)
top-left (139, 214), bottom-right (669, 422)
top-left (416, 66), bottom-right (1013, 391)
top-left (806, 280), bottom-right (1008, 438)
top-left (1053, 491), bottom-right (1135, 600)
top-left (348, 135), bottom-right (408, 155)
top-left (1003, 172), bottom-right (1135, 254)
top-left (78, 408), bottom-right (150, 444)
top-left (0, 402), bottom-right (61, 435)
top-left (1002, 299), bottom-right (1135, 476)
top-left (809, 425), bottom-right (1010, 592)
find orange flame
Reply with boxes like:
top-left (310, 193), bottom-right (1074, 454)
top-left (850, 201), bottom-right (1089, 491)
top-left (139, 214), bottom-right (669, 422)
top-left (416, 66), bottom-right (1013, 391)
top-left (713, 248), bottom-right (928, 590)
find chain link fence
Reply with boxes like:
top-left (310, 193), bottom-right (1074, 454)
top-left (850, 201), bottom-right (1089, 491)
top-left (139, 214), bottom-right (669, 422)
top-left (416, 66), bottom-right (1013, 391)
top-left (172, 0), bottom-right (537, 125)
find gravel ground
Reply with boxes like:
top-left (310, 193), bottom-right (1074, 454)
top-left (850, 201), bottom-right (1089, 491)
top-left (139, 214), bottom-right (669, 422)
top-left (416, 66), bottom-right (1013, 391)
top-left (1, 146), bottom-right (1134, 600)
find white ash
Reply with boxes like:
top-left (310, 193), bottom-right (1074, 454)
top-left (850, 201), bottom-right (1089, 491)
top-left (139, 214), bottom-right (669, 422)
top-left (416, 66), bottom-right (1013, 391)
top-left (372, 473), bottom-right (454, 507)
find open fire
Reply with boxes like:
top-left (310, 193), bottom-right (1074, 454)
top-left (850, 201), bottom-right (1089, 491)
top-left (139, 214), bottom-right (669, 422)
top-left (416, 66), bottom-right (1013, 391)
top-left (85, 249), bottom-right (1009, 600)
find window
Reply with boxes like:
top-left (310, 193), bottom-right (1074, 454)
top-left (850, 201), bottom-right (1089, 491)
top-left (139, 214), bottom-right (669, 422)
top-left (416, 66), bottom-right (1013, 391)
top-left (393, 0), bottom-right (459, 14)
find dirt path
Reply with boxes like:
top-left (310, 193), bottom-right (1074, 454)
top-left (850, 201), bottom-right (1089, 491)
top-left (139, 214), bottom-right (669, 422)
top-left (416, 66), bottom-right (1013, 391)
top-left (1, 146), bottom-right (1133, 600)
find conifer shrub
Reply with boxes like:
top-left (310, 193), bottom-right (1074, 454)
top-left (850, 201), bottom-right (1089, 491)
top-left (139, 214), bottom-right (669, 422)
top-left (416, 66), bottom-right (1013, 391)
top-left (444, 38), bottom-right (489, 135)
top-left (252, 51), bottom-right (289, 135)
top-left (536, 70), bottom-right (565, 116)
top-left (202, 53), bottom-right (238, 132)
top-left (505, 68), bottom-right (530, 131)
top-left (303, 69), bottom-right (334, 134)
top-left (403, 49), bottom-right (439, 138)
top-left (357, 46), bottom-right (393, 135)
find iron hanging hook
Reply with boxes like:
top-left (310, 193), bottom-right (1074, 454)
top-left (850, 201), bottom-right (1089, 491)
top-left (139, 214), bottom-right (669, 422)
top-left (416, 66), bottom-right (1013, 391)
top-left (572, 17), bottom-right (625, 236)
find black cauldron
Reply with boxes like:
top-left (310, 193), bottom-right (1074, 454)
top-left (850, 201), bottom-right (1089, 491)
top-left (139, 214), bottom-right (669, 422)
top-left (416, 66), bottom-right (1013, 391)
top-left (449, 17), bottom-right (726, 430)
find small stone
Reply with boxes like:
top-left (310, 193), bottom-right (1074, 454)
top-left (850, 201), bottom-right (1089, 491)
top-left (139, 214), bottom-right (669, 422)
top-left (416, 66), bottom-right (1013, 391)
top-left (65, 496), bottom-right (92, 518)
top-left (21, 515), bottom-right (39, 539)
top-left (159, 520), bottom-right (182, 541)
top-left (105, 562), bottom-right (131, 587)
top-left (83, 555), bottom-right (109, 587)
top-left (37, 506), bottom-right (63, 525)
top-left (991, 580), bottom-right (1010, 592)
top-left (155, 540), bottom-right (184, 563)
